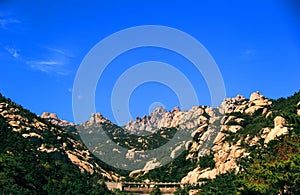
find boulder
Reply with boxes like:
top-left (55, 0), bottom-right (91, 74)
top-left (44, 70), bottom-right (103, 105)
top-left (274, 116), bottom-right (286, 128)
top-left (264, 116), bottom-right (289, 143)
top-left (245, 105), bottom-right (264, 115)
top-left (250, 91), bottom-right (264, 102)
top-left (41, 112), bottom-right (74, 127)
top-left (41, 112), bottom-right (58, 119)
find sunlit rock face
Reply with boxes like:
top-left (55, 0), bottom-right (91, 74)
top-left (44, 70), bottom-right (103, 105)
top-left (41, 112), bottom-right (74, 127)
top-left (181, 92), bottom-right (292, 184)
top-left (124, 105), bottom-right (209, 134)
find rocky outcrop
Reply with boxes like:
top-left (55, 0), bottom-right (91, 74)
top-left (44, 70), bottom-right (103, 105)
top-left (124, 106), bottom-right (208, 134)
top-left (249, 91), bottom-right (264, 101)
top-left (181, 92), bottom-right (283, 184)
top-left (129, 159), bottom-right (161, 177)
top-left (264, 116), bottom-right (288, 143)
top-left (41, 112), bottom-right (58, 119)
top-left (221, 91), bottom-right (272, 115)
top-left (82, 112), bottom-right (112, 127)
top-left (181, 167), bottom-right (202, 184)
top-left (41, 112), bottom-right (74, 127)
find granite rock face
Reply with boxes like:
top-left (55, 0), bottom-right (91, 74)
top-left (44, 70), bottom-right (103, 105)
top-left (124, 106), bottom-right (207, 134)
top-left (82, 112), bottom-right (112, 127)
top-left (181, 91), bottom-right (291, 184)
top-left (41, 112), bottom-right (74, 127)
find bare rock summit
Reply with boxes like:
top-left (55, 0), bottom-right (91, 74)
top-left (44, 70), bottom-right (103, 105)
top-left (40, 112), bottom-right (74, 127)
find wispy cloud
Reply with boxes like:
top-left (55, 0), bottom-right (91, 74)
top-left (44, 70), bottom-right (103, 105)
top-left (3, 43), bottom-right (73, 76)
top-left (5, 47), bottom-right (20, 58)
top-left (47, 47), bottom-right (74, 58)
top-left (27, 47), bottom-right (74, 76)
top-left (30, 60), bottom-right (63, 66)
top-left (25, 46), bottom-right (75, 75)
top-left (241, 49), bottom-right (255, 56)
top-left (0, 17), bottom-right (20, 30)
top-left (26, 60), bottom-right (67, 74)
top-left (240, 49), bottom-right (256, 61)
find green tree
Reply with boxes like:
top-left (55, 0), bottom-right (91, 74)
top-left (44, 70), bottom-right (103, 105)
top-left (174, 185), bottom-right (189, 195)
top-left (150, 186), bottom-right (162, 195)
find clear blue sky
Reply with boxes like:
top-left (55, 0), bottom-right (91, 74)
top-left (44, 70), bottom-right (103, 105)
top-left (0, 1), bottom-right (299, 124)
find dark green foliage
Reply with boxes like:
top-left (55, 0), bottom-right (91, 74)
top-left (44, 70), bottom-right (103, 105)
top-left (150, 186), bottom-right (162, 195)
top-left (174, 185), bottom-right (190, 195)
top-left (271, 91), bottom-right (300, 114)
top-left (113, 188), bottom-right (130, 195)
top-left (102, 123), bottom-right (177, 150)
top-left (199, 172), bottom-right (242, 195)
top-left (200, 159), bottom-right (300, 195)
top-left (199, 152), bottom-right (215, 170)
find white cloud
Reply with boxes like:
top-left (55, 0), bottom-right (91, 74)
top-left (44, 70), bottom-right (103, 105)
top-left (0, 18), bottom-right (20, 30)
top-left (3, 43), bottom-right (73, 76)
top-left (5, 47), bottom-right (20, 58)
top-left (24, 47), bottom-right (75, 75)
top-left (47, 47), bottom-right (74, 58)
top-left (26, 60), bottom-right (66, 74)
top-left (24, 46), bottom-right (74, 75)
top-left (30, 60), bottom-right (63, 66)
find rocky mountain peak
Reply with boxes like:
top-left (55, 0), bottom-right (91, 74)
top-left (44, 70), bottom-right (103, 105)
top-left (171, 106), bottom-right (180, 113)
top-left (84, 112), bottom-right (111, 126)
top-left (41, 112), bottom-right (58, 119)
top-left (235, 94), bottom-right (246, 101)
top-left (250, 91), bottom-right (264, 101)
top-left (40, 112), bottom-right (74, 127)
top-left (150, 106), bottom-right (166, 118)
top-left (124, 105), bottom-right (206, 134)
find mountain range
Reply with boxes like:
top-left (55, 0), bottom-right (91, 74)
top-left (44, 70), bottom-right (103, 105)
top-left (0, 91), bottom-right (300, 194)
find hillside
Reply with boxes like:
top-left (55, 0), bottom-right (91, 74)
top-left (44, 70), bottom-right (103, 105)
top-left (115, 91), bottom-right (300, 194)
top-left (198, 91), bottom-right (300, 194)
top-left (0, 94), bottom-right (118, 194)
top-left (0, 91), bottom-right (299, 194)
top-left (79, 91), bottom-right (300, 194)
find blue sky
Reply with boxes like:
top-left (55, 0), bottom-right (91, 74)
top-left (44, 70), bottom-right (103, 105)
top-left (0, 1), bottom-right (299, 124)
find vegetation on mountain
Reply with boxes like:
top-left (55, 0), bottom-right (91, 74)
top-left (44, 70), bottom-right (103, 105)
top-left (150, 186), bottom-right (162, 195)
top-left (137, 151), bottom-right (198, 182)
top-left (1, 90), bottom-right (299, 194)
top-left (199, 91), bottom-right (300, 194)
top-left (102, 122), bottom-right (177, 150)
top-left (0, 94), bottom-right (111, 194)
top-left (199, 151), bottom-right (215, 170)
